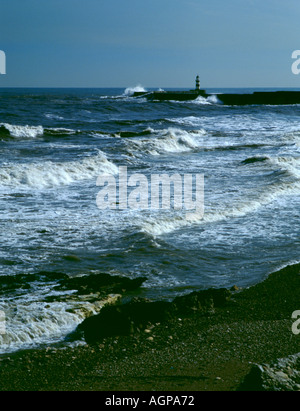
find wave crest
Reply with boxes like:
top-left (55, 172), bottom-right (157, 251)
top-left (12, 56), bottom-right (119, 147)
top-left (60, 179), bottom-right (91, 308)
top-left (0, 123), bottom-right (44, 139)
top-left (0, 293), bottom-right (120, 353)
top-left (0, 151), bottom-right (118, 188)
top-left (124, 127), bottom-right (206, 156)
top-left (141, 154), bottom-right (300, 236)
top-left (124, 85), bottom-right (147, 96)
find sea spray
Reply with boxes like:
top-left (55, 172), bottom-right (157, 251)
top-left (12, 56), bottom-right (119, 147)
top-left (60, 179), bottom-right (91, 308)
top-left (124, 85), bottom-right (147, 96)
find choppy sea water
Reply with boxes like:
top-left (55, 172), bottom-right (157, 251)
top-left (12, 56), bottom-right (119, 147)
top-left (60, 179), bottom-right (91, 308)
top-left (1, 86), bottom-right (300, 353)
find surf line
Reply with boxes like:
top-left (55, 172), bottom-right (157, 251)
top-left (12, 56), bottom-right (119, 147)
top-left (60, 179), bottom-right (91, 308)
top-left (96, 166), bottom-right (204, 216)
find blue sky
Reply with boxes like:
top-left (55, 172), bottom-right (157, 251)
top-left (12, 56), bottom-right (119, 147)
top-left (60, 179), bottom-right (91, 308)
top-left (0, 0), bottom-right (300, 88)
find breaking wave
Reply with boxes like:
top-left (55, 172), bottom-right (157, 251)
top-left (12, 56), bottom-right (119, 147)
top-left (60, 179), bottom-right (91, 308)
top-left (192, 94), bottom-right (222, 105)
top-left (141, 154), bottom-right (300, 236)
top-left (0, 292), bottom-right (120, 353)
top-left (242, 154), bottom-right (300, 179)
top-left (141, 181), bottom-right (300, 236)
top-left (0, 151), bottom-right (118, 188)
top-left (0, 122), bottom-right (81, 139)
top-left (0, 123), bottom-right (44, 139)
top-left (124, 85), bottom-right (147, 96)
top-left (44, 127), bottom-right (78, 136)
top-left (267, 155), bottom-right (300, 179)
top-left (124, 127), bottom-right (207, 156)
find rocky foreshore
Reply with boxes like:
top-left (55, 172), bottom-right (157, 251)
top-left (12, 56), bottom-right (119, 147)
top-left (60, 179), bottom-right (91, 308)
top-left (0, 263), bottom-right (300, 391)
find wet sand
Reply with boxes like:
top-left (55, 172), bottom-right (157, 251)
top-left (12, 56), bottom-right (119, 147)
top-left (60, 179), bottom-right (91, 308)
top-left (0, 263), bottom-right (300, 391)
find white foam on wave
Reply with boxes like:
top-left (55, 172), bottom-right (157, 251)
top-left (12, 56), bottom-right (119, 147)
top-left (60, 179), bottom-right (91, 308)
top-left (282, 131), bottom-right (300, 150)
top-left (168, 114), bottom-right (300, 136)
top-left (0, 123), bottom-right (44, 138)
top-left (141, 154), bottom-right (300, 236)
top-left (141, 182), bottom-right (300, 236)
top-left (267, 155), bottom-right (300, 178)
top-left (124, 85), bottom-right (147, 96)
top-left (125, 127), bottom-right (206, 156)
top-left (0, 151), bottom-right (118, 189)
top-left (44, 127), bottom-right (78, 136)
top-left (44, 113), bottom-right (65, 120)
top-left (191, 94), bottom-right (222, 105)
top-left (244, 154), bottom-right (300, 179)
top-left (0, 293), bottom-right (120, 353)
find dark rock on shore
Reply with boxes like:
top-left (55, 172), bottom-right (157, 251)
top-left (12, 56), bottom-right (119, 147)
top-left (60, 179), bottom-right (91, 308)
top-left (0, 270), bottom-right (147, 302)
top-left (78, 288), bottom-right (231, 344)
top-left (0, 271), bottom-right (68, 294)
top-left (172, 288), bottom-right (230, 316)
top-left (56, 272), bottom-right (147, 295)
top-left (77, 300), bottom-right (172, 343)
top-left (239, 353), bottom-right (300, 391)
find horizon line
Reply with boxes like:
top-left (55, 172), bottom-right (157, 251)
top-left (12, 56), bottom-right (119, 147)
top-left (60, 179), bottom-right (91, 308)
top-left (1, 85), bottom-right (300, 90)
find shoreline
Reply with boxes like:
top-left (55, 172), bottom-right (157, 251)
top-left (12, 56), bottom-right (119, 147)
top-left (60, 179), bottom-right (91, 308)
top-left (0, 263), bottom-right (300, 391)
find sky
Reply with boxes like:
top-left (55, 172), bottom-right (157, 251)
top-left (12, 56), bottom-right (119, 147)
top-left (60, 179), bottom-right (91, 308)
top-left (0, 0), bottom-right (300, 88)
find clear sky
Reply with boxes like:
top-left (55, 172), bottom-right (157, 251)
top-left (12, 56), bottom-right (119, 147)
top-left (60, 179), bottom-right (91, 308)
top-left (0, 0), bottom-right (300, 88)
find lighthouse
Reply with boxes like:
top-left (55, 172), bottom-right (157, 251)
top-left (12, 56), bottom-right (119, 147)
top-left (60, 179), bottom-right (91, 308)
top-left (195, 75), bottom-right (200, 90)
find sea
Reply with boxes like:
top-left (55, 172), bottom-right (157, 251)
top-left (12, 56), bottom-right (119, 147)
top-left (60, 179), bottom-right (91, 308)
top-left (1, 86), bottom-right (300, 354)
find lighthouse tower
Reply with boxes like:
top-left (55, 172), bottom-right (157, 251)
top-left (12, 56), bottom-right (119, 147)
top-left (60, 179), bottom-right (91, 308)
top-left (195, 75), bottom-right (200, 91)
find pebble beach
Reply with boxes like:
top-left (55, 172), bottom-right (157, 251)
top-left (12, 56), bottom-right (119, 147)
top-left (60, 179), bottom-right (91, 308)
top-left (0, 263), bottom-right (299, 391)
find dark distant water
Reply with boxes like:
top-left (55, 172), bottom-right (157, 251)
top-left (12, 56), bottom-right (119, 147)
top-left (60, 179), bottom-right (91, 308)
top-left (1, 86), bottom-right (300, 353)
